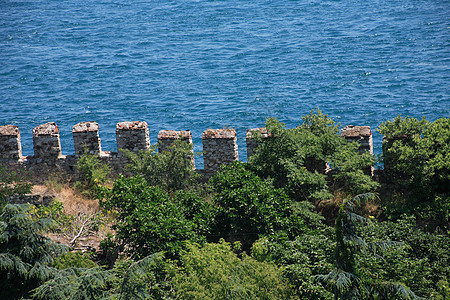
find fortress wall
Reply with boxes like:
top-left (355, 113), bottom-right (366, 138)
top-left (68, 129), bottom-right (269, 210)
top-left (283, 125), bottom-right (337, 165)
top-left (341, 125), bottom-right (374, 175)
top-left (116, 121), bottom-right (150, 154)
top-left (246, 128), bottom-right (271, 159)
top-left (32, 122), bottom-right (62, 160)
top-left (73, 121), bottom-right (102, 156)
top-left (1, 121), bottom-right (380, 179)
top-left (341, 125), bottom-right (373, 155)
top-left (0, 125), bottom-right (22, 160)
top-left (157, 130), bottom-right (195, 169)
top-left (202, 129), bottom-right (238, 176)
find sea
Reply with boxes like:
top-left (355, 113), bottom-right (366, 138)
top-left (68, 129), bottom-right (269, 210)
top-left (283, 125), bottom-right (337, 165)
top-left (1, 0), bottom-right (449, 167)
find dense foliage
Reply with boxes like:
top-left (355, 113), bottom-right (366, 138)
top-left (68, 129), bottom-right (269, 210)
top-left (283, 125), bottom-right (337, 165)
top-left (0, 166), bottom-right (31, 204)
top-left (0, 112), bottom-right (448, 299)
top-left (209, 162), bottom-right (302, 249)
top-left (247, 110), bottom-right (378, 201)
top-left (101, 175), bottom-right (207, 259)
top-left (0, 204), bottom-right (67, 299)
top-left (75, 153), bottom-right (110, 196)
top-left (378, 115), bottom-right (450, 228)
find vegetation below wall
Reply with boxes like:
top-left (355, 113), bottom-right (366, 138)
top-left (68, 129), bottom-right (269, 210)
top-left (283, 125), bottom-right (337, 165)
top-left (1, 110), bottom-right (449, 300)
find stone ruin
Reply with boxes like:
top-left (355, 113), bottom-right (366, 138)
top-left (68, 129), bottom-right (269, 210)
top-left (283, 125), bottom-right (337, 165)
top-left (157, 130), bottom-right (195, 169)
top-left (202, 128), bottom-right (239, 177)
top-left (0, 121), bottom-right (378, 178)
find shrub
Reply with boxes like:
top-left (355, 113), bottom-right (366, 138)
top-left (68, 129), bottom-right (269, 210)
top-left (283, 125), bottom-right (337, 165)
top-left (75, 153), bottom-right (110, 196)
top-left (54, 252), bottom-right (97, 269)
top-left (252, 231), bottom-right (335, 299)
top-left (124, 139), bottom-right (200, 193)
top-left (173, 240), bottom-right (290, 299)
top-left (359, 215), bottom-right (450, 299)
top-left (0, 166), bottom-right (32, 204)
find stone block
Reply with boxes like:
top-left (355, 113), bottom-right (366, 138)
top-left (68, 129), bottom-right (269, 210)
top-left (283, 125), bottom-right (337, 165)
top-left (116, 121), bottom-right (150, 153)
top-left (245, 127), bottom-right (271, 159)
top-left (73, 121), bottom-right (102, 156)
top-left (0, 125), bottom-right (22, 159)
top-left (158, 130), bottom-right (194, 168)
top-left (33, 122), bottom-right (62, 159)
top-left (341, 125), bottom-right (373, 155)
top-left (202, 128), bottom-right (238, 173)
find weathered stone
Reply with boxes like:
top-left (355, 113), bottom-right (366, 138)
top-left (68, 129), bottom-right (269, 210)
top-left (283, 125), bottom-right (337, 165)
top-left (157, 130), bottom-right (192, 149)
top-left (0, 125), bottom-right (22, 159)
top-left (116, 121), bottom-right (150, 153)
top-left (341, 125), bottom-right (374, 175)
top-left (6, 194), bottom-right (53, 206)
top-left (246, 128), bottom-right (271, 159)
top-left (341, 125), bottom-right (373, 155)
top-left (33, 122), bottom-right (62, 159)
top-left (157, 130), bottom-right (194, 168)
top-left (203, 129), bottom-right (238, 175)
top-left (73, 121), bottom-right (102, 156)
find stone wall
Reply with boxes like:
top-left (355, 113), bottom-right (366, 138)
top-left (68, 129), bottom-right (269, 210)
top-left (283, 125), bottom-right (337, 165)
top-left (116, 121), bottom-right (150, 153)
top-left (246, 128), bottom-right (271, 159)
top-left (202, 129), bottom-right (238, 176)
top-left (0, 121), bottom-right (382, 179)
top-left (157, 130), bottom-right (195, 168)
top-left (341, 125), bottom-right (373, 154)
top-left (0, 125), bottom-right (22, 160)
top-left (73, 121), bottom-right (102, 156)
top-left (33, 122), bottom-right (62, 160)
top-left (341, 125), bottom-right (374, 175)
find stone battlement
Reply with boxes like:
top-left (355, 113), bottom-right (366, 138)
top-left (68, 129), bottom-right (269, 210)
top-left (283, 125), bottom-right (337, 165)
top-left (0, 122), bottom-right (374, 177)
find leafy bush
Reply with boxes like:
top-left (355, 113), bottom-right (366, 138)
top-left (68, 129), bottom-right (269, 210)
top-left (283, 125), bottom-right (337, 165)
top-left (172, 240), bottom-right (290, 299)
top-left (124, 139), bottom-right (200, 192)
top-left (209, 161), bottom-right (303, 250)
top-left (359, 215), bottom-right (450, 299)
top-left (54, 252), bottom-right (97, 269)
top-left (101, 176), bottom-right (202, 259)
top-left (317, 194), bottom-right (420, 299)
top-left (252, 231), bottom-right (335, 299)
top-left (75, 153), bottom-right (110, 196)
top-left (378, 116), bottom-right (450, 227)
top-left (248, 109), bottom-right (377, 201)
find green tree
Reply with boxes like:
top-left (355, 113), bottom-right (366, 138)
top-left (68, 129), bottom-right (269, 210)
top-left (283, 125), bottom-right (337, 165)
top-left (173, 240), bottom-right (290, 299)
top-left (317, 194), bottom-right (419, 299)
top-left (0, 166), bottom-right (32, 205)
top-left (248, 110), bottom-right (377, 202)
top-left (378, 116), bottom-right (450, 228)
top-left (33, 253), bottom-right (174, 300)
top-left (209, 161), bottom-right (303, 250)
top-left (0, 204), bottom-right (67, 299)
top-left (101, 176), bottom-right (203, 259)
top-left (358, 215), bottom-right (450, 299)
top-left (252, 230), bottom-right (335, 299)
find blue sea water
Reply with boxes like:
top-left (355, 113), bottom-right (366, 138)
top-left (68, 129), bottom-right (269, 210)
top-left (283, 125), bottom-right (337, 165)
top-left (1, 0), bottom-right (449, 167)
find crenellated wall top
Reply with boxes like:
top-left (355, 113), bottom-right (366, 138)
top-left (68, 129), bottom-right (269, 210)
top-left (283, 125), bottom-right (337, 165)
top-left (116, 121), bottom-right (148, 130)
top-left (33, 122), bottom-right (59, 136)
top-left (73, 121), bottom-right (99, 133)
top-left (0, 125), bottom-right (20, 136)
top-left (202, 129), bottom-right (236, 139)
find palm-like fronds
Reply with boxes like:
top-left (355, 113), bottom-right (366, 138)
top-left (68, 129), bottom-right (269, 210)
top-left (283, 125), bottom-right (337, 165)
top-left (317, 194), bottom-right (421, 299)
